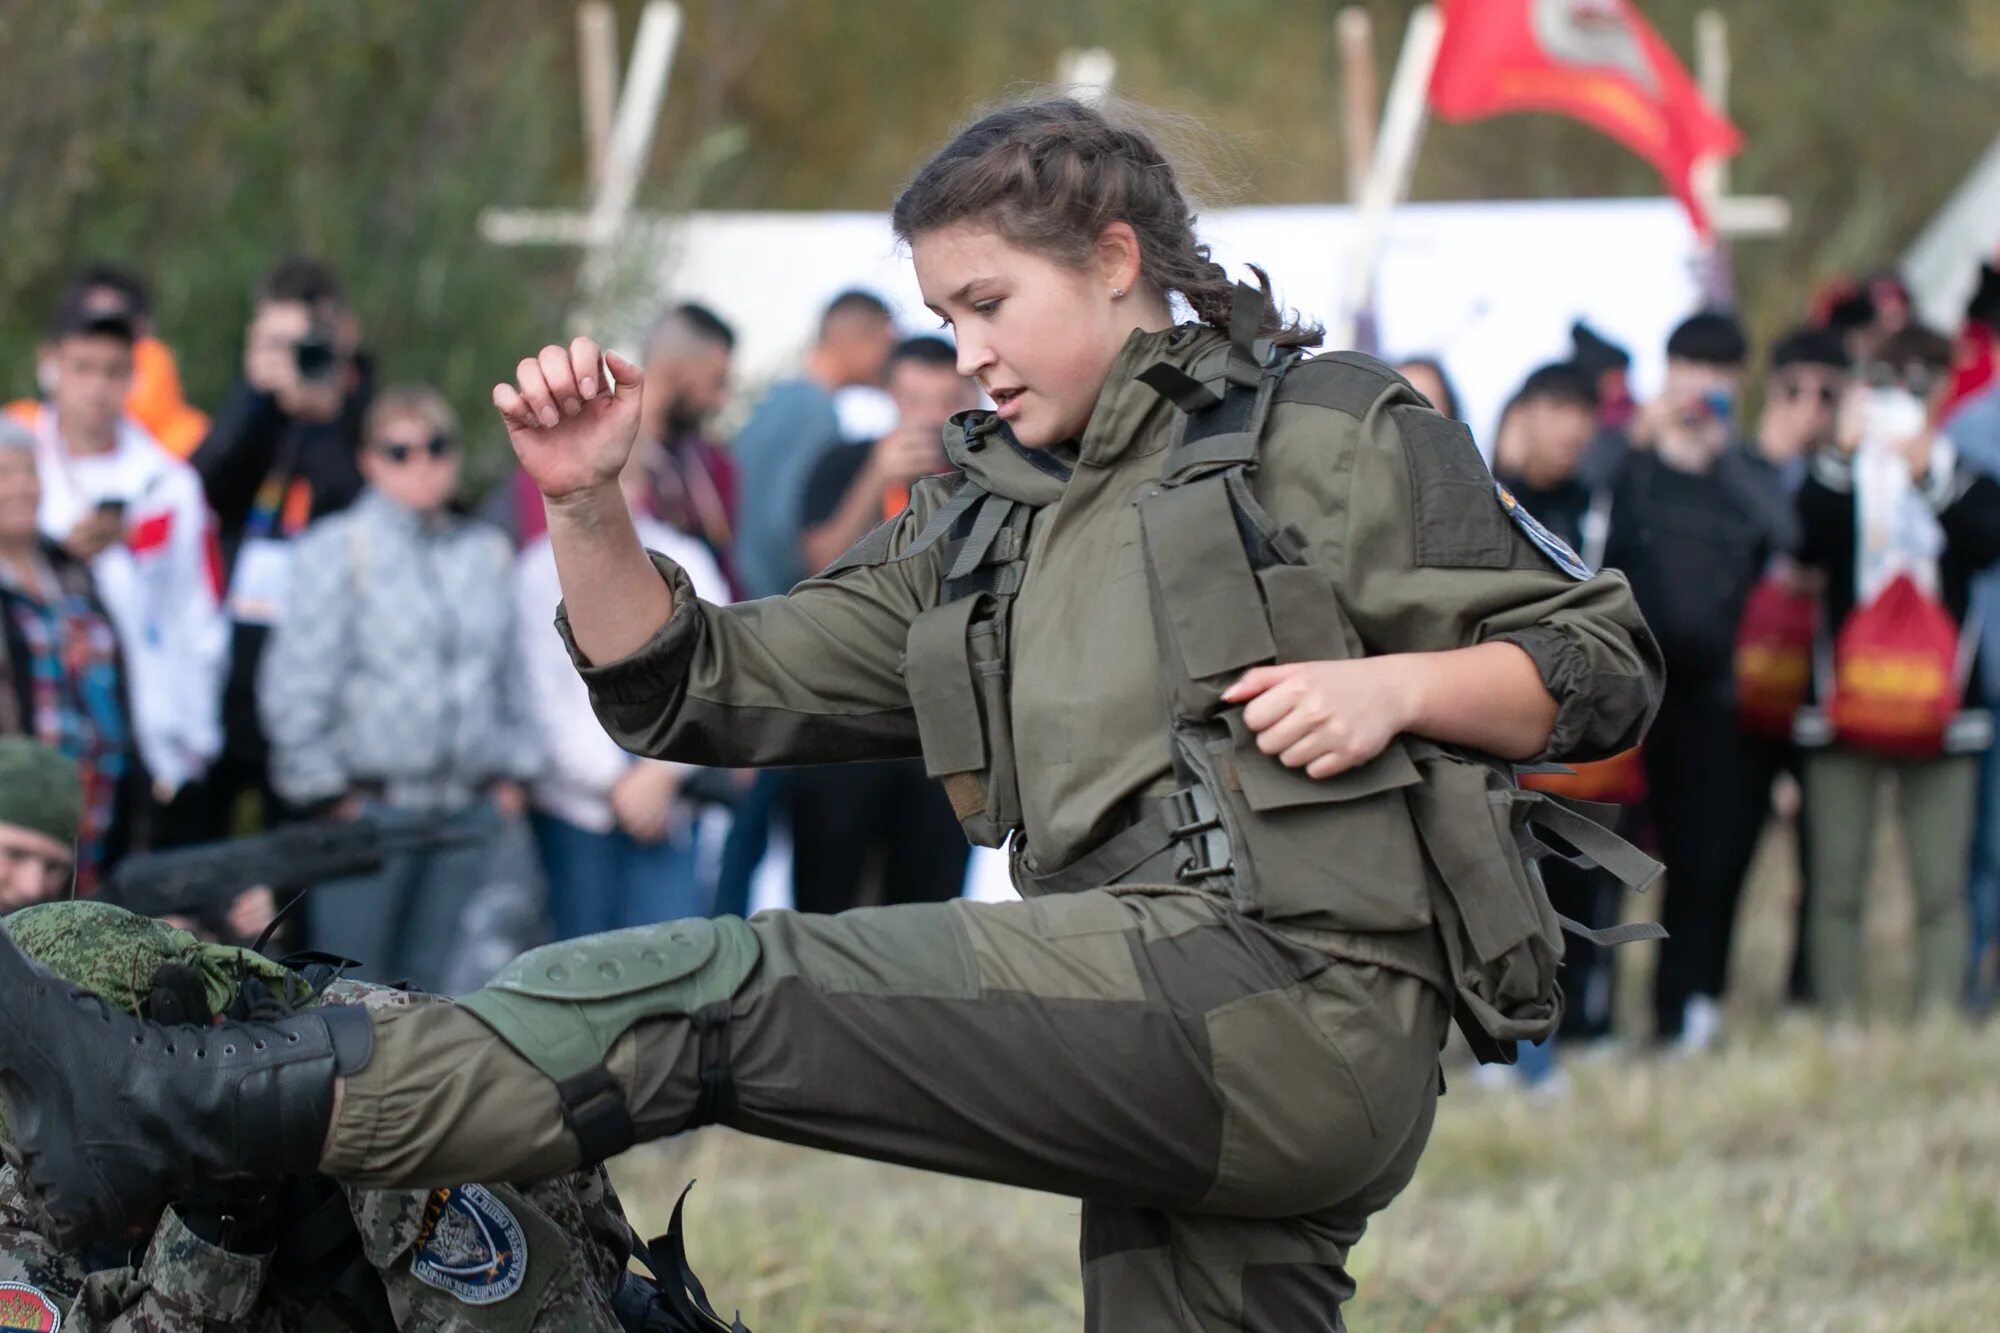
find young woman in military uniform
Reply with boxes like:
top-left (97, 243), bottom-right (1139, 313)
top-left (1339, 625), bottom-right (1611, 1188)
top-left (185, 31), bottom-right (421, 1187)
top-left (0, 99), bottom-right (1662, 1331)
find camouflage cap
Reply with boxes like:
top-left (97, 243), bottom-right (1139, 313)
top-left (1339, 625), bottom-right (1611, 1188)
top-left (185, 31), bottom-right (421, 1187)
top-left (5, 900), bottom-right (310, 1018)
top-left (0, 903), bottom-right (314, 1147)
top-left (0, 739), bottom-right (81, 847)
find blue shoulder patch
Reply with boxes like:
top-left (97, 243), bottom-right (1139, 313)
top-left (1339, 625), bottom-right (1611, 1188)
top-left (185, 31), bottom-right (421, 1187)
top-left (1495, 482), bottom-right (1592, 580)
top-left (409, 1185), bottom-right (528, 1306)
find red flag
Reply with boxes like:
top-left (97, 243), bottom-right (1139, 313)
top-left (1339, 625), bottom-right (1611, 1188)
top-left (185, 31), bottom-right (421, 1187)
top-left (1428, 0), bottom-right (1743, 234)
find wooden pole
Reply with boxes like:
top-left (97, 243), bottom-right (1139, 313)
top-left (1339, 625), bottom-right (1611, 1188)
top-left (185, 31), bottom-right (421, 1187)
top-left (1333, 3), bottom-right (1443, 349)
top-left (1693, 9), bottom-right (1733, 304)
top-left (581, 1), bottom-right (682, 290)
top-left (577, 1), bottom-right (620, 193)
top-left (1337, 8), bottom-right (1378, 204)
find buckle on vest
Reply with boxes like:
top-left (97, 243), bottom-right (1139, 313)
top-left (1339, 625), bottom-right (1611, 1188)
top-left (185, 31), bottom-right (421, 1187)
top-left (1164, 785), bottom-right (1233, 882)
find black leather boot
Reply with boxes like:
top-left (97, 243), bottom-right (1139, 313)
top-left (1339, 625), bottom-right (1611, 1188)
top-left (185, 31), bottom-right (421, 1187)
top-left (0, 923), bottom-right (373, 1246)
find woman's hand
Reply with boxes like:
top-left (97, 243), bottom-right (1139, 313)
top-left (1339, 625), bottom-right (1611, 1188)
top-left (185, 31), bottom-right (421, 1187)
top-left (492, 336), bottom-right (644, 502)
top-left (1222, 659), bottom-right (1417, 779)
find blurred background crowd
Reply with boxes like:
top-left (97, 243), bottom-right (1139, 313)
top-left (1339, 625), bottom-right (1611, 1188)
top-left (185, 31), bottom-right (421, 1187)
top-left (0, 0), bottom-right (1997, 1065)
top-left (6, 247), bottom-right (2000, 1056)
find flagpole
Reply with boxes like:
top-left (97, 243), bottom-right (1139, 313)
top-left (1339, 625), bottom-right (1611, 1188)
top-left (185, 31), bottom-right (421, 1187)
top-left (1337, 8), bottom-right (1378, 205)
top-left (1333, 3), bottom-right (1444, 351)
top-left (1693, 9), bottom-right (1733, 307)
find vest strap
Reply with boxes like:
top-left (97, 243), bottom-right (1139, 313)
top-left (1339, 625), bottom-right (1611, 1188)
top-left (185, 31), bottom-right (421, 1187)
top-left (1013, 784), bottom-right (1236, 897)
top-left (1136, 362), bottom-right (1223, 414)
top-left (1514, 791), bottom-right (1664, 892)
top-left (947, 494), bottom-right (1018, 582)
top-left (1224, 280), bottom-right (1266, 386)
top-left (1557, 914), bottom-right (1668, 948)
top-left (555, 1063), bottom-right (637, 1164)
top-left (906, 595), bottom-right (990, 778)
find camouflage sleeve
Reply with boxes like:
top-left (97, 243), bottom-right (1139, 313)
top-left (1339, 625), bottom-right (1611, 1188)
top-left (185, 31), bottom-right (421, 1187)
top-left (69, 1207), bottom-right (271, 1330)
top-left (0, 1168), bottom-right (85, 1331)
top-left (314, 983), bottom-right (629, 1328)
top-left (1260, 358), bottom-right (1665, 761)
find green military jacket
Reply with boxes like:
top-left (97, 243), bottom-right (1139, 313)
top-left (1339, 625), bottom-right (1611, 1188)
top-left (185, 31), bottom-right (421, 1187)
top-left (561, 324), bottom-right (1661, 907)
top-left (0, 981), bottom-right (632, 1333)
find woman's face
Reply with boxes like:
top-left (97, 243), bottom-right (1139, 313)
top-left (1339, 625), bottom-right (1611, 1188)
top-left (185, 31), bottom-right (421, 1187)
top-left (360, 414), bottom-right (461, 516)
top-left (913, 222), bottom-right (1164, 449)
top-left (0, 450), bottom-right (43, 544)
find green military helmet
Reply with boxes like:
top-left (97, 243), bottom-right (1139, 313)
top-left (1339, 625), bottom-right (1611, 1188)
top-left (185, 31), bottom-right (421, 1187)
top-left (0, 901), bottom-right (314, 1146)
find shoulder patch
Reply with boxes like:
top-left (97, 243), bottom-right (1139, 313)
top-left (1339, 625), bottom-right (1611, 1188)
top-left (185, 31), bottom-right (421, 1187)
top-left (0, 1281), bottom-right (60, 1331)
top-left (409, 1185), bottom-right (528, 1306)
top-left (1400, 409), bottom-right (1512, 568)
top-left (1496, 483), bottom-right (1592, 580)
top-left (1273, 351), bottom-right (1411, 418)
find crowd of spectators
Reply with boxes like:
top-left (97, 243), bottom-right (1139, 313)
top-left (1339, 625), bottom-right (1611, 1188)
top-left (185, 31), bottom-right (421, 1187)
top-left (8, 248), bottom-right (2000, 1037)
top-left (1413, 260), bottom-right (2000, 1087)
top-left (0, 263), bottom-right (985, 991)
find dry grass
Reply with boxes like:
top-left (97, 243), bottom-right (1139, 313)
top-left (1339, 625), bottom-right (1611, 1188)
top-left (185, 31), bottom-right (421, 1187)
top-left (608, 814), bottom-right (2000, 1331)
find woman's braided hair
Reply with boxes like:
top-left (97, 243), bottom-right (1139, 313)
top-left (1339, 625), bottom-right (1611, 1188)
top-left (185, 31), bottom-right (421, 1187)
top-left (891, 98), bottom-right (1321, 349)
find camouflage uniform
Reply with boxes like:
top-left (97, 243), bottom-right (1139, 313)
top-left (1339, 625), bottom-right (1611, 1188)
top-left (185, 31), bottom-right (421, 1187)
top-left (0, 906), bottom-right (632, 1331)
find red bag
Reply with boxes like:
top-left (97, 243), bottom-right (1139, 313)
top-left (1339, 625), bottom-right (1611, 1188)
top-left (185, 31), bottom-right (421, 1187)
top-left (1518, 747), bottom-right (1648, 806)
top-left (1830, 573), bottom-right (1962, 757)
top-left (1734, 575), bottom-right (1817, 740)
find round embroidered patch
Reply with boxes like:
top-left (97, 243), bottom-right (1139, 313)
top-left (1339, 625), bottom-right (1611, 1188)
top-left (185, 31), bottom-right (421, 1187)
top-left (0, 1281), bottom-right (60, 1331)
top-left (409, 1184), bottom-right (528, 1306)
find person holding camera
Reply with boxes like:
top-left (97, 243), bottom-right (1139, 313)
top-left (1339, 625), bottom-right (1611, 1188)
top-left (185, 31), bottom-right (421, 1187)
top-left (187, 258), bottom-right (374, 843)
top-left (11, 294), bottom-right (226, 852)
top-left (1605, 311), bottom-right (1797, 1049)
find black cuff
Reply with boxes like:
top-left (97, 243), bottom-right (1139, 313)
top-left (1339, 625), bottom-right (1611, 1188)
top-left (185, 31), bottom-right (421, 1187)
top-left (1491, 625), bottom-right (1593, 759)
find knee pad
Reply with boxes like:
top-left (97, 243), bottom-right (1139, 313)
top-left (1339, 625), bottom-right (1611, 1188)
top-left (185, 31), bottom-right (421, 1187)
top-left (457, 916), bottom-right (760, 1161)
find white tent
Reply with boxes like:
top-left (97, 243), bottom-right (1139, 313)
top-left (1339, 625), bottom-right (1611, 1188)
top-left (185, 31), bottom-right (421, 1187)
top-left (1904, 131), bottom-right (2000, 333)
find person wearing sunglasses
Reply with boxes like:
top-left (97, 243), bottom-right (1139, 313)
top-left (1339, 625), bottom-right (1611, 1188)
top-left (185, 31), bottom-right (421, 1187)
top-left (1796, 325), bottom-right (2000, 1022)
top-left (257, 387), bottom-right (541, 993)
top-left (1756, 326), bottom-right (1848, 486)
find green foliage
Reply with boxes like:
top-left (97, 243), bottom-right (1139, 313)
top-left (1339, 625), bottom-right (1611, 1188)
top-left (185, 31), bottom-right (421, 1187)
top-left (652, 0), bottom-right (1999, 351)
top-left (2, 0), bottom-right (1994, 480)
top-left (0, 0), bottom-right (583, 481)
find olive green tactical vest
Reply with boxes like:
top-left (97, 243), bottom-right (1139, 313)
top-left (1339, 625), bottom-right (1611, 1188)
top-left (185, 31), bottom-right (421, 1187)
top-left (892, 286), bottom-right (1663, 1063)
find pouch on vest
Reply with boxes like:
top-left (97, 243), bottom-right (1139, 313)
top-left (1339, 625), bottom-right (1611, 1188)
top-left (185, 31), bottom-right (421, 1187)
top-left (1126, 291), bottom-right (1663, 1062)
top-left (901, 480), bottom-right (1031, 848)
top-left (1405, 743), bottom-right (1659, 1059)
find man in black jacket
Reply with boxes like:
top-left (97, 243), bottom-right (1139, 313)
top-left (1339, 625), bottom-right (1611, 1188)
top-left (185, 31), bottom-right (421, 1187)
top-left (1605, 311), bottom-right (1795, 1048)
top-left (183, 259), bottom-right (374, 844)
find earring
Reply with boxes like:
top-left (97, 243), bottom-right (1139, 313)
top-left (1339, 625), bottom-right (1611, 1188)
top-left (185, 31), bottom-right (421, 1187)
top-left (1112, 287), bottom-right (1125, 299)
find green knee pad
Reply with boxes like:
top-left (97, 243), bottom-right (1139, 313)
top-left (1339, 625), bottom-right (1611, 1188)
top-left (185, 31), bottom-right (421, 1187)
top-left (457, 916), bottom-right (761, 1157)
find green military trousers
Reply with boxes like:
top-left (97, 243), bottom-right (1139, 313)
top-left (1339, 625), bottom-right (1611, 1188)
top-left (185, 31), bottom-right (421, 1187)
top-left (321, 886), bottom-right (1448, 1331)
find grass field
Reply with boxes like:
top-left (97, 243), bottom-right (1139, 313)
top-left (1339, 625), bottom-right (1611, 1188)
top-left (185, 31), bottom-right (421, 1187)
top-left (608, 815), bottom-right (2000, 1331)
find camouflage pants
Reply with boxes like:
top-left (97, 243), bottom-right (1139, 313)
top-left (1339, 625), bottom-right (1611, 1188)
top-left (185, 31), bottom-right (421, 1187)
top-left (323, 888), bottom-right (1447, 1331)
